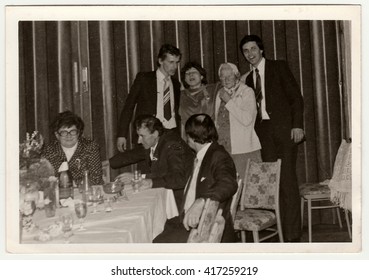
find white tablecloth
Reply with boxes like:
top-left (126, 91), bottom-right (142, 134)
top-left (22, 187), bottom-right (178, 244)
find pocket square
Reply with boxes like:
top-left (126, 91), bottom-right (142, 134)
top-left (200, 177), bottom-right (206, 182)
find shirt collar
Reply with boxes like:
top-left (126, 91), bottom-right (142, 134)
top-left (151, 141), bottom-right (159, 153)
top-left (196, 142), bottom-right (212, 163)
top-left (253, 57), bottom-right (265, 73)
top-left (156, 68), bottom-right (170, 81)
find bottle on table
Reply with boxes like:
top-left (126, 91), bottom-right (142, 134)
top-left (58, 161), bottom-right (73, 200)
top-left (81, 170), bottom-right (91, 193)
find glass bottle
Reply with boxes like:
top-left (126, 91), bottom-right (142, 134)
top-left (81, 170), bottom-right (91, 193)
top-left (58, 162), bottom-right (73, 199)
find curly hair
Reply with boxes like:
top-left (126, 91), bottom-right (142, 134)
top-left (51, 110), bottom-right (84, 134)
top-left (180, 61), bottom-right (208, 89)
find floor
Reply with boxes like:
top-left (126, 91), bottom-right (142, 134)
top-left (241, 210), bottom-right (352, 243)
top-left (300, 223), bottom-right (352, 242)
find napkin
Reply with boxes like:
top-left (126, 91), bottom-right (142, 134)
top-left (60, 197), bottom-right (75, 210)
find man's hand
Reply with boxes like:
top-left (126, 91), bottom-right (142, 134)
top-left (115, 172), bottom-right (133, 185)
top-left (117, 137), bottom-right (127, 152)
top-left (291, 128), bottom-right (305, 143)
top-left (183, 198), bottom-right (206, 231)
top-left (140, 179), bottom-right (153, 190)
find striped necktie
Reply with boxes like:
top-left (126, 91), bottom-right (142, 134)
top-left (163, 77), bottom-right (171, 121)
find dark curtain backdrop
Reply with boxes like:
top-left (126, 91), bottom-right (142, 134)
top-left (18, 20), bottom-right (351, 184)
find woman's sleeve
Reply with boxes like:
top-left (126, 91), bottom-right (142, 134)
top-left (225, 86), bottom-right (257, 127)
top-left (86, 141), bottom-right (104, 185)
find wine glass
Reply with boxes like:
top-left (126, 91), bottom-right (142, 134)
top-left (74, 194), bottom-right (87, 231)
top-left (59, 213), bottom-right (74, 243)
top-left (88, 186), bottom-right (103, 214)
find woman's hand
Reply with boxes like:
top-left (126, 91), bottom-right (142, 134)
top-left (219, 90), bottom-right (231, 103)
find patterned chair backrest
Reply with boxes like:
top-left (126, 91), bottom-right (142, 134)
top-left (241, 159), bottom-right (282, 210)
top-left (230, 179), bottom-right (243, 222)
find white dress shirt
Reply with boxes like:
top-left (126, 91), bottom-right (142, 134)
top-left (183, 142), bottom-right (212, 212)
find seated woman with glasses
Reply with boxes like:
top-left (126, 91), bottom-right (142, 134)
top-left (41, 110), bottom-right (104, 185)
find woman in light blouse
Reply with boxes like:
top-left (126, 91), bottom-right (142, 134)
top-left (215, 62), bottom-right (261, 179)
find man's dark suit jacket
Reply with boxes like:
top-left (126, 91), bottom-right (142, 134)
top-left (145, 130), bottom-right (195, 208)
top-left (245, 59), bottom-right (304, 132)
top-left (245, 59), bottom-right (304, 241)
top-left (153, 142), bottom-right (238, 243)
top-left (118, 71), bottom-right (181, 139)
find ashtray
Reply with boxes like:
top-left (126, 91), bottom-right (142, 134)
top-left (103, 181), bottom-right (124, 194)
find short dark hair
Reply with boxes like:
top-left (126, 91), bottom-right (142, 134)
top-left (185, 114), bottom-right (218, 144)
top-left (134, 114), bottom-right (165, 136)
top-left (180, 61), bottom-right (208, 88)
top-left (157, 44), bottom-right (181, 67)
top-left (239, 34), bottom-right (265, 57)
top-left (51, 110), bottom-right (84, 134)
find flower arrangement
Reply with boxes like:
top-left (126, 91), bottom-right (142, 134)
top-left (19, 131), bottom-right (56, 190)
top-left (19, 131), bottom-right (57, 232)
top-left (19, 131), bottom-right (44, 169)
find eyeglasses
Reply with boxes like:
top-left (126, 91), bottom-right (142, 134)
top-left (57, 129), bottom-right (79, 137)
top-left (185, 71), bottom-right (200, 76)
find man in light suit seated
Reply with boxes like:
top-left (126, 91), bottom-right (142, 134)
top-left (153, 114), bottom-right (238, 243)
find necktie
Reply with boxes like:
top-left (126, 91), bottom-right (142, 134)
top-left (180, 158), bottom-right (199, 216)
top-left (163, 77), bottom-right (172, 121)
top-left (254, 68), bottom-right (263, 123)
top-left (217, 90), bottom-right (231, 153)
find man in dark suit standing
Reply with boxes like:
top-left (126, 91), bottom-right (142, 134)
top-left (239, 35), bottom-right (305, 242)
top-left (110, 44), bottom-right (182, 169)
top-left (153, 114), bottom-right (238, 243)
top-left (116, 115), bottom-right (194, 209)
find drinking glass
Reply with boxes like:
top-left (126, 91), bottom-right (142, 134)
top-left (88, 186), bottom-right (103, 214)
top-left (132, 170), bottom-right (142, 193)
top-left (74, 193), bottom-right (87, 231)
top-left (59, 213), bottom-right (74, 243)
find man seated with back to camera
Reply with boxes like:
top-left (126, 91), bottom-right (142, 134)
top-left (153, 114), bottom-right (238, 243)
top-left (115, 114), bottom-right (194, 209)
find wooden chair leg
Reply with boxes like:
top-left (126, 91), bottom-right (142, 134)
top-left (252, 231), bottom-right (260, 243)
top-left (332, 208), bottom-right (337, 225)
top-left (301, 198), bottom-right (304, 229)
top-left (308, 198), bottom-right (312, 242)
top-left (241, 231), bottom-right (246, 243)
top-left (345, 209), bottom-right (352, 239)
top-left (335, 207), bottom-right (343, 228)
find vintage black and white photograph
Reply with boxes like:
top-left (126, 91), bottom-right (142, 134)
top-left (5, 5), bottom-right (361, 254)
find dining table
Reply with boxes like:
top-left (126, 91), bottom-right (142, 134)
top-left (21, 185), bottom-right (179, 244)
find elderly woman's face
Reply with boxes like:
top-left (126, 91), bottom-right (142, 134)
top-left (55, 125), bottom-right (79, 148)
top-left (184, 67), bottom-right (203, 89)
top-left (219, 68), bottom-right (238, 89)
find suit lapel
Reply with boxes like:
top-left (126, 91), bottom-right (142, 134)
top-left (264, 60), bottom-right (272, 112)
top-left (245, 71), bottom-right (254, 89)
top-left (196, 142), bottom-right (217, 186)
top-left (149, 72), bottom-right (158, 110)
